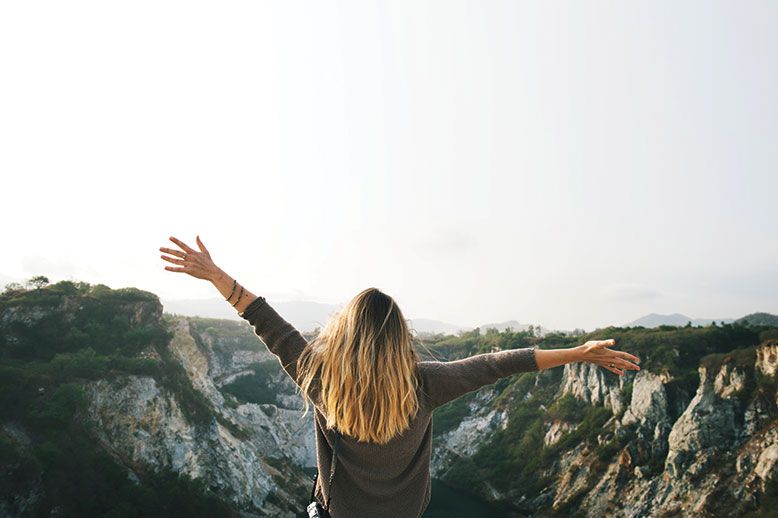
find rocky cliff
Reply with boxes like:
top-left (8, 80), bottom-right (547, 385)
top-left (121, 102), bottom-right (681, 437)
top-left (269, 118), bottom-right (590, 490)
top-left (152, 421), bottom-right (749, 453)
top-left (430, 335), bottom-right (778, 517)
top-left (3, 282), bottom-right (777, 517)
top-left (84, 317), bottom-right (317, 516)
top-left (0, 283), bottom-right (316, 517)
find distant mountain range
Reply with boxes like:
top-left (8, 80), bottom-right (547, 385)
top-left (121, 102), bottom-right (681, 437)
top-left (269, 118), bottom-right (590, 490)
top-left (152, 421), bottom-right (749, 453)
top-left (406, 318), bottom-right (469, 336)
top-left (161, 297), bottom-right (342, 332)
top-left (623, 312), bottom-right (778, 328)
top-left (3, 275), bottom-right (770, 334)
top-left (474, 319), bottom-right (556, 336)
top-left (161, 298), bottom-right (778, 335)
top-left (161, 298), bottom-right (559, 336)
top-left (623, 313), bottom-right (736, 328)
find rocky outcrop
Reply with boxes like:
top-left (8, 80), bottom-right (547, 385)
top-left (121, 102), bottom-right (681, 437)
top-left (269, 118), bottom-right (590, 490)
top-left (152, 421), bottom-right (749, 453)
top-left (430, 388), bottom-right (509, 477)
top-left (621, 370), bottom-right (671, 427)
top-left (558, 361), bottom-right (627, 415)
top-left (432, 340), bottom-right (778, 516)
top-left (84, 317), bottom-right (316, 516)
top-left (543, 420), bottom-right (578, 447)
top-left (757, 339), bottom-right (778, 377)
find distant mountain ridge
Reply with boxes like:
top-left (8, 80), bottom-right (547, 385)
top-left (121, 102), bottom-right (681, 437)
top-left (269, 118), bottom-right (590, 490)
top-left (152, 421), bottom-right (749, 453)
top-left (410, 319), bottom-right (557, 338)
top-left (161, 298), bottom-right (777, 336)
top-left (476, 319), bottom-right (556, 336)
top-left (624, 312), bottom-right (736, 328)
top-left (735, 312), bottom-right (778, 327)
top-left (407, 318), bottom-right (469, 336)
top-left (161, 297), bottom-right (342, 332)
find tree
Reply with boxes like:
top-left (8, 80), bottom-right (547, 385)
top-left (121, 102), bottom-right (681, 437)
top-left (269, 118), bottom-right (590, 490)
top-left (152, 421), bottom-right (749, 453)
top-left (25, 275), bottom-right (50, 290)
top-left (3, 282), bottom-right (25, 295)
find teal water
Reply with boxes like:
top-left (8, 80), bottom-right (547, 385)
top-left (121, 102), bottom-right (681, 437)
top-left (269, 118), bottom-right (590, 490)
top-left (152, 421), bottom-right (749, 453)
top-left (422, 479), bottom-right (513, 518)
top-left (301, 469), bottom-right (512, 517)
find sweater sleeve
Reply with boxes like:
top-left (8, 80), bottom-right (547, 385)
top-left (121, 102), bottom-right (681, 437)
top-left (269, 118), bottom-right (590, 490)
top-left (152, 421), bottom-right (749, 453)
top-left (239, 295), bottom-right (309, 387)
top-left (417, 347), bottom-right (539, 410)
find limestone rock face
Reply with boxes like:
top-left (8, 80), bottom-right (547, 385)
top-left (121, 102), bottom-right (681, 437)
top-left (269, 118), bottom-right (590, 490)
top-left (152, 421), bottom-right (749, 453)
top-left (558, 361), bottom-right (627, 414)
top-left (543, 420), bottom-right (578, 447)
top-left (621, 370), bottom-right (671, 428)
top-left (756, 340), bottom-right (778, 377)
top-left (431, 340), bottom-right (778, 517)
top-left (430, 388), bottom-right (509, 478)
top-left (86, 376), bottom-right (280, 511)
top-left (84, 316), bottom-right (315, 517)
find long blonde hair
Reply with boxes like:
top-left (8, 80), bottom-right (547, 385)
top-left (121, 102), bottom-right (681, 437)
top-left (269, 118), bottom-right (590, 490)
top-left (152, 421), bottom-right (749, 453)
top-left (295, 287), bottom-right (421, 444)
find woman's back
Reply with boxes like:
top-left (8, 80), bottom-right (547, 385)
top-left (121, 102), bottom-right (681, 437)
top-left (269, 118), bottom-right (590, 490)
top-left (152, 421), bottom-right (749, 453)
top-left (311, 394), bottom-right (434, 517)
top-left (240, 294), bottom-right (539, 517)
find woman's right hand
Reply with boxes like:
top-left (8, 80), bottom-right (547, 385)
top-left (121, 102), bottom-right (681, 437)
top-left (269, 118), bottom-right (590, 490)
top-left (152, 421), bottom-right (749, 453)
top-left (160, 235), bottom-right (222, 282)
top-left (576, 339), bottom-right (641, 377)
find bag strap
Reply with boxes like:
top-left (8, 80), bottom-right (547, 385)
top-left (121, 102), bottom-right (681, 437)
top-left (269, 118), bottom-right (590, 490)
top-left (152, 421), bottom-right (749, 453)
top-left (309, 429), bottom-right (342, 511)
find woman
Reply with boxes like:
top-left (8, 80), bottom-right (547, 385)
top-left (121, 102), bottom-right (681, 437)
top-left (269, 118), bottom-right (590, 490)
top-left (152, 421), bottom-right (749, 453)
top-left (160, 235), bottom-right (641, 518)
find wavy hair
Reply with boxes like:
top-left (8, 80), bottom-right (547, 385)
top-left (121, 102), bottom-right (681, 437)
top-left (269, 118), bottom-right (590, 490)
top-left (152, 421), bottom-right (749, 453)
top-left (295, 287), bottom-right (421, 444)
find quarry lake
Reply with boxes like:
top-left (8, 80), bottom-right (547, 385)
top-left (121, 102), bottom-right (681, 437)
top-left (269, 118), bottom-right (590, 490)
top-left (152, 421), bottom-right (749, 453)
top-left (423, 478), bottom-right (513, 517)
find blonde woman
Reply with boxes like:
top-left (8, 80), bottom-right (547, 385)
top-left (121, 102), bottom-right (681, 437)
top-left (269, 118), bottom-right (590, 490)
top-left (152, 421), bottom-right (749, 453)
top-left (160, 235), bottom-right (641, 518)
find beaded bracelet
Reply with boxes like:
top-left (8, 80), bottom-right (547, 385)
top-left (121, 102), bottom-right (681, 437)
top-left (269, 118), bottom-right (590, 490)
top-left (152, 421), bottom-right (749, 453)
top-left (231, 285), bottom-right (245, 307)
top-left (226, 279), bottom-right (237, 302)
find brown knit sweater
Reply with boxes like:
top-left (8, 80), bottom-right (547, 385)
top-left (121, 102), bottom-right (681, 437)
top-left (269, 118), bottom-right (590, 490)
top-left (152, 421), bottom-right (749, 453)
top-left (240, 295), bottom-right (539, 518)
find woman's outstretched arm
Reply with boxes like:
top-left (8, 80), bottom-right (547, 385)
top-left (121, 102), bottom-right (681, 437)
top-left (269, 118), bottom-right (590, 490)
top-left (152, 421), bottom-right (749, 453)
top-left (533, 347), bottom-right (581, 370)
top-left (209, 268), bottom-right (259, 315)
top-left (418, 339), bottom-right (640, 410)
top-left (160, 235), bottom-right (309, 385)
top-left (418, 347), bottom-right (539, 409)
top-left (207, 263), bottom-right (310, 385)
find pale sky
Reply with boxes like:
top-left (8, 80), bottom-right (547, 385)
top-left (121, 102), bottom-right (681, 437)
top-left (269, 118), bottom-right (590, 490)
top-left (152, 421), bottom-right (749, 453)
top-left (1, 1), bottom-right (776, 331)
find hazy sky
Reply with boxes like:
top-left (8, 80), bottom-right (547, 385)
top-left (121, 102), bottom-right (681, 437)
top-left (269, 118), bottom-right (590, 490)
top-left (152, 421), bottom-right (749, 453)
top-left (1, 1), bottom-right (776, 331)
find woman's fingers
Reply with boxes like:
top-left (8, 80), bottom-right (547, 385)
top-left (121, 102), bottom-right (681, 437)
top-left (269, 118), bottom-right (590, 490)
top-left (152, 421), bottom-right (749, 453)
top-left (581, 338), bottom-right (639, 377)
top-left (613, 349), bottom-right (641, 364)
top-left (161, 254), bottom-right (185, 265)
top-left (593, 356), bottom-right (639, 376)
top-left (611, 357), bottom-right (640, 371)
top-left (594, 360), bottom-right (625, 376)
top-left (609, 350), bottom-right (640, 364)
top-left (597, 353), bottom-right (639, 371)
top-left (196, 235), bottom-right (210, 256)
top-left (164, 266), bottom-right (188, 273)
top-left (159, 246), bottom-right (186, 258)
top-left (169, 236), bottom-right (196, 254)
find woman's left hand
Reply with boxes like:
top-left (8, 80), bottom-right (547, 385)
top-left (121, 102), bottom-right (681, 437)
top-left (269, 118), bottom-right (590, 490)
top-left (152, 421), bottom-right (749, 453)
top-left (160, 235), bottom-right (221, 281)
top-left (576, 339), bottom-right (641, 377)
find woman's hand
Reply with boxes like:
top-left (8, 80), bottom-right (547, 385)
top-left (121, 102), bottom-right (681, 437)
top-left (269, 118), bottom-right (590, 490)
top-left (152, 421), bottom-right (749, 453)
top-left (576, 339), bottom-right (641, 377)
top-left (160, 235), bottom-right (221, 281)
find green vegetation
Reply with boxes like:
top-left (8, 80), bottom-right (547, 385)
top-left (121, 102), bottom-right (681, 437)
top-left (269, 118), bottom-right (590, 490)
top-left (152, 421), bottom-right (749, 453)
top-left (432, 391), bottom-right (478, 435)
top-left (0, 279), bottom-right (246, 516)
top-left (1, 279), bottom-right (169, 361)
top-left (220, 360), bottom-right (285, 406)
top-left (187, 316), bottom-right (267, 365)
top-left (424, 318), bottom-right (777, 510)
top-left (746, 476), bottom-right (778, 517)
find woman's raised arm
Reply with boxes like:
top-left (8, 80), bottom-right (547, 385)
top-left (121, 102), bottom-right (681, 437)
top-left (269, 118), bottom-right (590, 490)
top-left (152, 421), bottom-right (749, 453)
top-left (160, 235), bottom-right (309, 385)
